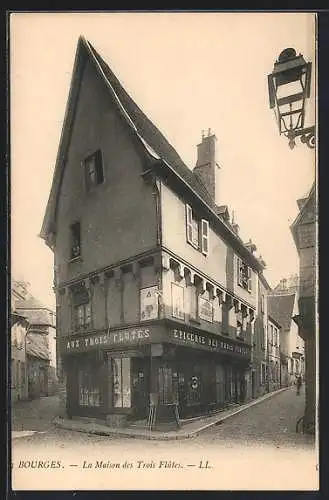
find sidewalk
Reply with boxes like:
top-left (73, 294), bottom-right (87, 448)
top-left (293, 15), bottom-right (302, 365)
top-left (53, 387), bottom-right (290, 441)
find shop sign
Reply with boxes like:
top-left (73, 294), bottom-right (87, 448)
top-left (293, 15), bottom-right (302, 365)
top-left (140, 286), bottom-right (159, 321)
top-left (170, 328), bottom-right (250, 357)
top-left (61, 327), bottom-right (160, 354)
top-left (199, 296), bottom-right (213, 323)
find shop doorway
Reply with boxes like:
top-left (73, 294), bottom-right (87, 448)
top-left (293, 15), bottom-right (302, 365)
top-left (131, 358), bottom-right (149, 419)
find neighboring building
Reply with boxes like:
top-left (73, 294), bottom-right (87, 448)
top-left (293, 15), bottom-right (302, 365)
top-left (268, 284), bottom-right (305, 389)
top-left (290, 184), bottom-right (316, 434)
top-left (267, 316), bottom-right (281, 392)
top-left (15, 296), bottom-right (57, 398)
top-left (251, 273), bottom-right (271, 399)
top-left (40, 37), bottom-right (272, 424)
top-left (11, 281), bottom-right (29, 403)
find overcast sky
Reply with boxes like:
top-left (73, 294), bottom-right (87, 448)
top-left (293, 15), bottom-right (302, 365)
top-left (10, 12), bottom-right (316, 309)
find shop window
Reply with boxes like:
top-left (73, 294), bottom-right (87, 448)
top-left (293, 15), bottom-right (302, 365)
top-left (186, 204), bottom-right (209, 255)
top-left (112, 358), bottom-right (131, 408)
top-left (70, 221), bottom-right (81, 260)
top-left (78, 370), bottom-right (101, 407)
top-left (84, 149), bottom-right (104, 191)
top-left (237, 257), bottom-right (252, 292)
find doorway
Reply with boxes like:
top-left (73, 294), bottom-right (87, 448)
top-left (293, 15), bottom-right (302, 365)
top-left (131, 358), bottom-right (149, 419)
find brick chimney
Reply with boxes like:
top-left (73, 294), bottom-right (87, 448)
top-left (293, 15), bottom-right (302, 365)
top-left (193, 129), bottom-right (220, 204)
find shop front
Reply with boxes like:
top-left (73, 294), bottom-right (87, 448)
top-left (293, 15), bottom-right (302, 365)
top-left (59, 321), bottom-right (251, 423)
top-left (59, 325), bottom-right (164, 421)
top-left (156, 323), bottom-right (252, 419)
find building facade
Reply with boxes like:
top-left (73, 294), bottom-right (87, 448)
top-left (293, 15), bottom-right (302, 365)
top-left (40, 37), bottom-right (271, 424)
top-left (267, 316), bottom-right (281, 392)
top-left (15, 296), bottom-right (57, 398)
top-left (268, 282), bottom-right (305, 391)
top-left (11, 281), bottom-right (29, 403)
top-left (290, 185), bottom-right (316, 434)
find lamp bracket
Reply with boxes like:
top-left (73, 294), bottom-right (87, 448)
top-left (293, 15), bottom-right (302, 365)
top-left (286, 126), bottom-right (315, 149)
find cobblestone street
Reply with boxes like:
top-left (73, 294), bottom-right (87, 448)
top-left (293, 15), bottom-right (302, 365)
top-left (11, 387), bottom-right (318, 490)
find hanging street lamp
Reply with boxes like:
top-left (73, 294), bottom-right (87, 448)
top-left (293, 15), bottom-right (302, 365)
top-left (268, 48), bottom-right (315, 149)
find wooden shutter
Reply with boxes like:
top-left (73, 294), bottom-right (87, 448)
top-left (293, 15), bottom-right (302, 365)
top-left (186, 204), bottom-right (193, 244)
top-left (237, 257), bottom-right (243, 286)
top-left (201, 219), bottom-right (209, 255)
top-left (247, 267), bottom-right (252, 292)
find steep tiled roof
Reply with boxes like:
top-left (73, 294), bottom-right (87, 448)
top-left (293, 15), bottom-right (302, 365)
top-left (268, 294), bottom-right (296, 330)
top-left (16, 297), bottom-right (55, 327)
top-left (88, 42), bottom-right (215, 209)
top-left (26, 333), bottom-right (50, 361)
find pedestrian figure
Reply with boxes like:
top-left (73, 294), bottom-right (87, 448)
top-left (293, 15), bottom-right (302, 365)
top-left (296, 375), bottom-right (302, 396)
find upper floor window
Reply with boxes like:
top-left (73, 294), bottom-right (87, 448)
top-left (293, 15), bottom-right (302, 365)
top-left (237, 257), bottom-right (252, 292)
top-left (186, 204), bottom-right (209, 256)
top-left (70, 221), bottom-right (81, 260)
top-left (84, 150), bottom-right (104, 191)
top-left (72, 285), bottom-right (92, 331)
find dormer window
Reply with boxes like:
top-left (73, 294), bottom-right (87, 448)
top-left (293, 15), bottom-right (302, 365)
top-left (186, 204), bottom-right (209, 256)
top-left (237, 257), bottom-right (252, 292)
top-left (84, 150), bottom-right (104, 191)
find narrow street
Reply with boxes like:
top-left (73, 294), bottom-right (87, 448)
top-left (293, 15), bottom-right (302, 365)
top-left (11, 387), bottom-right (318, 490)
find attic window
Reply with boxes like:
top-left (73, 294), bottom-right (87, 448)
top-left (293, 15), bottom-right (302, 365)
top-left (84, 150), bottom-right (104, 191)
top-left (70, 221), bottom-right (81, 260)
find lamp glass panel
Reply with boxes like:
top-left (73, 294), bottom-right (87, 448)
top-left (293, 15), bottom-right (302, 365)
top-left (276, 80), bottom-right (304, 101)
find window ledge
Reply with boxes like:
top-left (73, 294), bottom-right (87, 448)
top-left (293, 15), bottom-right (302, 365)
top-left (68, 256), bottom-right (82, 264)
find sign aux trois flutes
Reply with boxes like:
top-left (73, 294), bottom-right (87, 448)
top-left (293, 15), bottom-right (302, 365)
top-left (61, 327), bottom-right (159, 353)
top-left (170, 328), bottom-right (251, 357)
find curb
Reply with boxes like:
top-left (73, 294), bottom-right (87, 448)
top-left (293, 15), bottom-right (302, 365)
top-left (53, 387), bottom-right (290, 441)
top-left (187, 387), bottom-right (290, 437)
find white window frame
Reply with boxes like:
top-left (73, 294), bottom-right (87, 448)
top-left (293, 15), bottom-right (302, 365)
top-left (185, 204), bottom-right (209, 256)
top-left (201, 219), bottom-right (209, 256)
top-left (186, 204), bottom-right (193, 245)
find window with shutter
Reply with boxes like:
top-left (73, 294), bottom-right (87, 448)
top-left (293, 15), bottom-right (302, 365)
top-left (237, 258), bottom-right (243, 286)
top-left (247, 267), bottom-right (252, 292)
top-left (186, 204), bottom-right (193, 244)
top-left (201, 219), bottom-right (209, 255)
